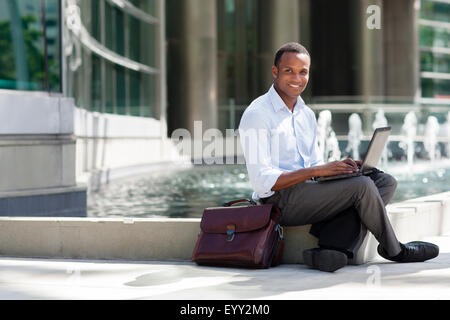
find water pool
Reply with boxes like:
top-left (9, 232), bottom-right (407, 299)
top-left (88, 162), bottom-right (450, 218)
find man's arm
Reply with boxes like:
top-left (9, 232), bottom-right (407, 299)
top-left (271, 160), bottom-right (359, 191)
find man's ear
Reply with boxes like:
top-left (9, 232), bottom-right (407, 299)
top-left (271, 65), bottom-right (278, 79)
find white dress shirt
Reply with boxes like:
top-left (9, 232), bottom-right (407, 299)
top-left (238, 85), bottom-right (324, 200)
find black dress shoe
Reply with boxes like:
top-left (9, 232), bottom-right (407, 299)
top-left (303, 248), bottom-right (348, 272)
top-left (377, 241), bottom-right (439, 263)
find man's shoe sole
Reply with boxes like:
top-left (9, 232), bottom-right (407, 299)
top-left (303, 249), bottom-right (348, 272)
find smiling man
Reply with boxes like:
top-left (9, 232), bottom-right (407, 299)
top-left (238, 42), bottom-right (439, 272)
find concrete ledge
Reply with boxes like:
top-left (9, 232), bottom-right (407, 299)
top-left (0, 191), bottom-right (449, 264)
top-left (0, 218), bottom-right (199, 260)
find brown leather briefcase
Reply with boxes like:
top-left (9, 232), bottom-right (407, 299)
top-left (192, 199), bottom-right (284, 268)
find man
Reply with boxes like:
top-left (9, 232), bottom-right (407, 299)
top-left (238, 42), bottom-right (439, 272)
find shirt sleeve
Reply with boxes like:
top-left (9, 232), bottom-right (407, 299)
top-left (238, 110), bottom-right (284, 197)
top-left (308, 110), bottom-right (324, 167)
top-left (310, 140), bottom-right (324, 167)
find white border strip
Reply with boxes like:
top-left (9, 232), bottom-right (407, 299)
top-left (420, 46), bottom-right (450, 55)
top-left (428, 0), bottom-right (450, 5)
top-left (419, 18), bottom-right (450, 30)
top-left (421, 71), bottom-right (450, 80)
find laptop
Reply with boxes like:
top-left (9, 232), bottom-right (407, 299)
top-left (315, 126), bottom-right (391, 182)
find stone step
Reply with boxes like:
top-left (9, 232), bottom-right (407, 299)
top-left (0, 191), bottom-right (449, 264)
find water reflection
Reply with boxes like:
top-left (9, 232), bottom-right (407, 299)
top-left (88, 163), bottom-right (450, 218)
top-left (88, 165), bottom-right (252, 218)
top-left (393, 166), bottom-right (450, 203)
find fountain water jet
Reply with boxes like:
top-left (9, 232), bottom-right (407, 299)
top-left (346, 113), bottom-right (363, 160)
top-left (317, 110), bottom-right (341, 162)
top-left (424, 116), bottom-right (440, 161)
top-left (445, 111), bottom-right (450, 157)
top-left (399, 111), bottom-right (417, 167)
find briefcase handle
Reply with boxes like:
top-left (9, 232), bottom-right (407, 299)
top-left (222, 199), bottom-right (257, 207)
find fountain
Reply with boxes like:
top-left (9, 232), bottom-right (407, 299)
top-left (346, 113), bottom-right (363, 160)
top-left (317, 110), bottom-right (341, 162)
top-left (399, 111), bottom-right (417, 167)
top-left (88, 109), bottom-right (450, 218)
top-left (317, 110), bottom-right (331, 160)
top-left (424, 116), bottom-right (440, 161)
top-left (446, 111), bottom-right (450, 157)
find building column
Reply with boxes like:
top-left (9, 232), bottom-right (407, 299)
top-left (383, 0), bottom-right (420, 102)
top-left (352, 0), bottom-right (385, 101)
top-left (166, 0), bottom-right (218, 134)
top-left (298, 0), bottom-right (312, 100)
top-left (233, 0), bottom-right (249, 106)
top-left (350, 0), bottom-right (385, 133)
top-left (257, 0), bottom-right (300, 91)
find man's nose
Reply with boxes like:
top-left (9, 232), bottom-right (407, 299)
top-left (293, 73), bottom-right (303, 81)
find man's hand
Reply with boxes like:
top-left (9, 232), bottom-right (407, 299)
top-left (314, 159), bottom-right (359, 177)
top-left (271, 158), bottom-right (361, 191)
top-left (342, 158), bottom-right (361, 170)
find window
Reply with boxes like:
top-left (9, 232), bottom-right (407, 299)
top-left (0, 0), bottom-right (61, 92)
top-left (66, 0), bottom-right (160, 118)
top-left (129, 70), bottom-right (141, 116)
top-left (419, 0), bottom-right (450, 101)
top-left (420, 0), bottom-right (450, 23)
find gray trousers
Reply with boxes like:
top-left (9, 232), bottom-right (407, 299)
top-left (263, 171), bottom-right (402, 257)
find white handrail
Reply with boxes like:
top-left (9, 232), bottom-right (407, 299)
top-left (105, 0), bottom-right (159, 25)
top-left (64, 0), bottom-right (158, 74)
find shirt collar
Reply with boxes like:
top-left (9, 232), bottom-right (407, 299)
top-left (268, 84), bottom-right (305, 114)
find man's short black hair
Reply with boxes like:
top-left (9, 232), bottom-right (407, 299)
top-left (273, 42), bottom-right (310, 67)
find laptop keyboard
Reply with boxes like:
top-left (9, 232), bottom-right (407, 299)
top-left (314, 172), bottom-right (362, 182)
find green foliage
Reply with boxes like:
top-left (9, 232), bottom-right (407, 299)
top-left (0, 14), bottom-right (60, 91)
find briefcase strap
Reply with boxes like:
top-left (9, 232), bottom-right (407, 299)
top-left (222, 199), bottom-right (257, 207)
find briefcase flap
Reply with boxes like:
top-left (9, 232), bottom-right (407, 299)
top-left (200, 204), bottom-right (273, 234)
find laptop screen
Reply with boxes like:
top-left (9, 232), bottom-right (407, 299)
top-left (361, 127), bottom-right (391, 171)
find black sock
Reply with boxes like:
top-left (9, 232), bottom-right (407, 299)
top-left (389, 243), bottom-right (406, 260)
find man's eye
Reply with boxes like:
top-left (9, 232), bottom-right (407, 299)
top-left (284, 69), bottom-right (291, 73)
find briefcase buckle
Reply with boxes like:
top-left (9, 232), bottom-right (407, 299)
top-left (226, 224), bottom-right (236, 242)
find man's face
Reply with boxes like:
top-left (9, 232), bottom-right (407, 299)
top-left (272, 52), bottom-right (310, 99)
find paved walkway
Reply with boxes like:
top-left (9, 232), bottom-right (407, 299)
top-left (0, 234), bottom-right (450, 300)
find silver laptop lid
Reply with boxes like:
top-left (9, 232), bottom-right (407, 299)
top-left (361, 127), bottom-right (391, 171)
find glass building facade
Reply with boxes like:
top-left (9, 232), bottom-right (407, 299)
top-left (419, 0), bottom-right (450, 102)
top-left (0, 0), bottom-right (162, 119)
top-left (65, 0), bottom-right (161, 118)
top-left (213, 0), bottom-right (450, 135)
top-left (0, 0), bottom-right (61, 92)
top-left (0, 0), bottom-right (448, 132)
